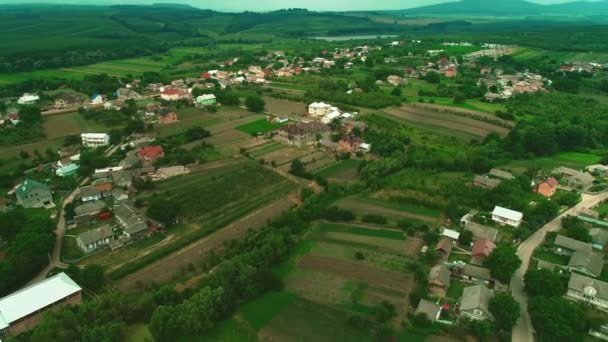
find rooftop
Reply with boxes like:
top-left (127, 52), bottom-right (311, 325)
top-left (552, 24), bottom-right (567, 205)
top-left (568, 272), bottom-right (608, 299)
top-left (77, 225), bottom-right (113, 246)
top-left (555, 234), bottom-right (591, 252)
top-left (492, 206), bottom-right (523, 222)
top-left (0, 273), bottom-right (81, 330)
top-left (460, 284), bottom-right (494, 315)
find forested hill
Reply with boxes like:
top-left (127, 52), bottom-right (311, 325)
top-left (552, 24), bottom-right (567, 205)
top-left (395, 0), bottom-right (608, 16)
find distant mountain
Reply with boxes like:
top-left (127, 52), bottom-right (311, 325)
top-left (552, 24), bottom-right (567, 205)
top-left (396, 0), bottom-right (608, 16)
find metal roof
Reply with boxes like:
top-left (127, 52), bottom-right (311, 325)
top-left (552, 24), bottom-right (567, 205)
top-left (492, 206), bottom-right (523, 222)
top-left (0, 273), bottom-right (80, 329)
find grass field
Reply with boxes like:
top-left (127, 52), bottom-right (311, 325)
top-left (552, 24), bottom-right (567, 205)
top-left (124, 324), bottom-right (153, 342)
top-left (236, 119), bottom-right (284, 135)
top-left (315, 159), bottom-right (361, 182)
top-left (504, 151), bottom-right (602, 174)
top-left (335, 195), bottom-right (441, 224)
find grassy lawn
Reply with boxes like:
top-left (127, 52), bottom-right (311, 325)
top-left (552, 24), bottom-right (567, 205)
top-left (155, 118), bottom-right (224, 137)
top-left (236, 119), bottom-right (284, 135)
top-left (534, 249), bottom-right (570, 266)
top-left (356, 195), bottom-right (442, 218)
top-left (61, 236), bottom-right (84, 261)
top-left (190, 318), bottom-right (256, 342)
top-left (240, 291), bottom-right (296, 331)
top-left (316, 222), bottom-right (405, 240)
top-left (315, 159), bottom-right (362, 178)
top-left (249, 142), bottom-right (285, 158)
top-left (446, 280), bottom-right (467, 301)
top-left (504, 151), bottom-right (602, 174)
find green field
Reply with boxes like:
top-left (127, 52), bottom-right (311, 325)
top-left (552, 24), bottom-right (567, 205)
top-left (315, 159), bottom-right (362, 180)
top-left (504, 151), bottom-right (602, 174)
top-left (236, 119), bottom-right (284, 135)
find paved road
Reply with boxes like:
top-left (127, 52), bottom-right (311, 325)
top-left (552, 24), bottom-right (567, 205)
top-left (511, 192), bottom-right (608, 342)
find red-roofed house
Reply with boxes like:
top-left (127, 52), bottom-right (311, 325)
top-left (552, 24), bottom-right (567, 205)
top-left (138, 146), bottom-right (165, 166)
top-left (445, 67), bottom-right (458, 78)
top-left (560, 65), bottom-right (574, 72)
top-left (201, 72), bottom-right (211, 79)
top-left (536, 177), bottom-right (559, 198)
top-left (471, 238), bottom-right (496, 259)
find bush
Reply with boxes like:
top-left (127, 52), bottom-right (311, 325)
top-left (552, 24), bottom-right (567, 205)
top-left (323, 207), bottom-right (355, 221)
top-left (361, 214), bottom-right (388, 224)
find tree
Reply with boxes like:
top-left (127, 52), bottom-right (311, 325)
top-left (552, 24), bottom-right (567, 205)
top-left (524, 269), bottom-right (566, 297)
top-left (245, 95), bottom-right (265, 113)
top-left (147, 197), bottom-right (181, 225)
top-left (63, 134), bottom-right (81, 147)
top-left (424, 71), bottom-right (440, 84)
top-left (19, 105), bottom-right (42, 125)
top-left (289, 159), bottom-right (312, 179)
top-left (483, 244), bottom-right (521, 283)
top-left (459, 230), bottom-right (473, 245)
top-left (391, 87), bottom-right (402, 97)
top-left (528, 296), bottom-right (586, 342)
top-left (489, 293), bottom-right (520, 333)
top-left (375, 301), bottom-right (396, 323)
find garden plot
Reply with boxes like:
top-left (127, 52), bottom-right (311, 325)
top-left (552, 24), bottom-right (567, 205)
top-left (336, 196), bottom-right (440, 224)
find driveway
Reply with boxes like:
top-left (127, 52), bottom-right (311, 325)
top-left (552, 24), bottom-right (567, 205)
top-left (511, 192), bottom-right (608, 342)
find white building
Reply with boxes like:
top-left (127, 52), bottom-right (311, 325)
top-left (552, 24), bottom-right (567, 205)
top-left (308, 102), bottom-right (333, 117)
top-left (17, 93), bottom-right (40, 105)
top-left (321, 110), bottom-right (341, 124)
top-left (491, 206), bottom-right (523, 228)
top-left (81, 133), bottom-right (110, 148)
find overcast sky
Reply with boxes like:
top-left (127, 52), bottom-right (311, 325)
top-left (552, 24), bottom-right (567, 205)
top-left (0, 0), bottom-right (604, 11)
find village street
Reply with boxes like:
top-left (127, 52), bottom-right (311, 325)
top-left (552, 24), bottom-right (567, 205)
top-left (511, 192), bottom-right (608, 342)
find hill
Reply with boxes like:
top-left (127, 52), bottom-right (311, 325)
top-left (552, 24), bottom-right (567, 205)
top-left (395, 0), bottom-right (608, 17)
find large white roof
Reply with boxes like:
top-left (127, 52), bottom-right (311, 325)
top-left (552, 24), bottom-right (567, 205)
top-left (309, 102), bottom-right (331, 108)
top-left (442, 228), bottom-right (461, 240)
top-left (0, 273), bottom-right (81, 329)
top-left (492, 206), bottom-right (523, 221)
top-left (81, 133), bottom-right (109, 138)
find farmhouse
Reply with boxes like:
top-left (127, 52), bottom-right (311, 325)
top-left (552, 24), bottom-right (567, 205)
top-left (79, 185), bottom-right (101, 202)
top-left (428, 264), bottom-right (451, 296)
top-left (138, 146), bottom-right (165, 166)
top-left (0, 273), bottom-right (81, 337)
top-left (308, 102), bottom-right (333, 117)
top-left (473, 175), bottom-right (501, 189)
top-left (460, 264), bottom-right (494, 287)
top-left (76, 225), bottom-right (114, 253)
top-left (442, 228), bottom-right (460, 241)
top-left (491, 206), bottom-right (523, 227)
top-left (54, 93), bottom-right (85, 109)
top-left (16, 179), bottom-right (53, 209)
top-left (115, 88), bottom-right (140, 100)
top-left (276, 122), bottom-right (330, 147)
top-left (114, 203), bottom-right (150, 239)
top-left (196, 94), bottom-right (217, 106)
top-left (554, 234), bottom-right (591, 256)
top-left (568, 172), bottom-right (595, 190)
top-left (471, 238), bottom-right (496, 260)
top-left (435, 237), bottom-right (454, 261)
top-left (17, 93), bottom-right (39, 105)
top-left (567, 272), bottom-right (608, 311)
top-left (55, 163), bottom-right (79, 177)
top-left (338, 135), bottom-right (365, 153)
top-left (569, 249), bottom-right (604, 278)
top-left (536, 177), bottom-right (559, 198)
top-left (81, 133), bottom-right (110, 148)
top-left (387, 75), bottom-right (406, 86)
top-left (321, 110), bottom-right (341, 125)
top-left (157, 108), bottom-right (178, 124)
top-left (415, 300), bottom-right (442, 322)
top-left (161, 88), bottom-right (189, 101)
top-left (459, 284), bottom-right (494, 321)
top-left (488, 168), bottom-right (514, 180)
top-left (74, 201), bottom-right (106, 217)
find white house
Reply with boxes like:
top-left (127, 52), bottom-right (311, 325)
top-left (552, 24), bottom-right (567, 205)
top-left (81, 133), bottom-right (110, 148)
top-left (491, 206), bottom-right (523, 227)
top-left (308, 102), bottom-right (333, 117)
top-left (442, 228), bottom-right (461, 241)
top-left (90, 94), bottom-right (105, 105)
top-left (321, 111), bottom-right (341, 124)
top-left (17, 93), bottom-right (40, 105)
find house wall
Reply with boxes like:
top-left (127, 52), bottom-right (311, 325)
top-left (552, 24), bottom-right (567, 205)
top-left (5, 292), bottom-right (82, 337)
top-left (491, 214), bottom-right (520, 227)
top-left (567, 289), bottom-right (608, 311)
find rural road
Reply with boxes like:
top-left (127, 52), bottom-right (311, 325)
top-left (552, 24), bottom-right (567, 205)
top-left (511, 192), bottom-right (608, 342)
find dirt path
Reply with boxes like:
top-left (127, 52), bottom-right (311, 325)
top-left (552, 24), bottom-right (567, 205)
top-left (117, 195), bottom-right (297, 292)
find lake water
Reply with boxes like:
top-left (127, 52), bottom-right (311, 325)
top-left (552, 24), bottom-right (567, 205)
top-left (310, 34), bottom-right (398, 41)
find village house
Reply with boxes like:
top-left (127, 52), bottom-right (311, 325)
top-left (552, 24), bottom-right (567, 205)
top-left (554, 234), bottom-right (591, 256)
top-left (338, 135), bottom-right (364, 153)
top-left (16, 179), bottom-right (53, 209)
top-left (0, 273), bottom-right (81, 337)
top-left (435, 237), bottom-right (454, 261)
top-left (74, 201), bottom-right (106, 217)
top-left (459, 284), bottom-right (494, 321)
top-left (115, 88), bottom-right (140, 100)
top-left (56, 163), bottom-right (79, 178)
top-left (54, 93), bottom-right (85, 109)
top-left (112, 188), bottom-right (129, 202)
top-left (428, 264), bottom-right (451, 296)
top-left (81, 133), bottom-right (110, 148)
top-left (114, 203), bottom-right (149, 239)
top-left (275, 122), bottom-right (330, 148)
top-left (491, 206), bottom-right (523, 227)
top-left (320, 110), bottom-right (341, 125)
top-left (157, 108), bottom-right (178, 124)
top-left (415, 299), bottom-right (442, 322)
top-left (459, 264), bottom-right (494, 288)
top-left (196, 94), bottom-right (217, 106)
top-left (17, 93), bottom-right (40, 105)
top-left (536, 177), bottom-right (559, 198)
top-left (387, 75), bottom-right (406, 86)
top-left (126, 79), bottom-right (141, 89)
top-left (473, 175), bottom-right (501, 189)
top-left (444, 67), bottom-right (458, 78)
top-left (569, 248), bottom-right (604, 278)
top-left (308, 102), bottom-right (333, 117)
top-left (587, 164), bottom-right (608, 177)
top-left (161, 88), bottom-right (189, 101)
top-left (81, 176), bottom-right (104, 198)
top-left (567, 272), bottom-right (608, 311)
top-left (471, 238), bottom-right (497, 260)
top-left (568, 172), bottom-right (596, 190)
top-left (488, 168), bottom-right (515, 180)
top-left (138, 146), bottom-right (165, 166)
top-left (76, 225), bottom-right (114, 253)
top-left (555, 166), bottom-right (580, 178)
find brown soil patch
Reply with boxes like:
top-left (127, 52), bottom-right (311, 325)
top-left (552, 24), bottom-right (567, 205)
top-left (404, 237), bottom-right (424, 258)
top-left (264, 97), bottom-right (307, 116)
top-left (298, 255), bottom-right (413, 296)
